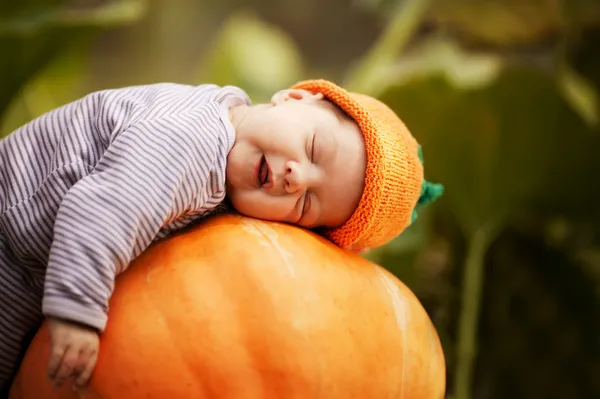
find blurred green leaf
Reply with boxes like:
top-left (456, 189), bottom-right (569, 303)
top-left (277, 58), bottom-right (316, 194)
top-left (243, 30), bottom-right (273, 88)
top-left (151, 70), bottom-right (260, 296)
top-left (557, 63), bottom-right (599, 128)
top-left (379, 48), bottom-right (600, 235)
top-left (361, 0), bottom-right (600, 48)
top-left (0, 0), bottom-right (145, 36)
top-left (1, 44), bottom-right (89, 134)
top-left (344, 0), bottom-right (432, 94)
top-left (197, 10), bottom-right (305, 103)
top-left (374, 32), bottom-right (600, 399)
top-left (386, 37), bottom-right (503, 93)
top-left (0, 0), bottom-right (146, 129)
top-left (426, 0), bottom-right (600, 47)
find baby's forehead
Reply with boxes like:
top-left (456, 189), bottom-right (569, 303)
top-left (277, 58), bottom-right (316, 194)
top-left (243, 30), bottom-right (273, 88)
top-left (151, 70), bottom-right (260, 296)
top-left (307, 98), bottom-right (350, 124)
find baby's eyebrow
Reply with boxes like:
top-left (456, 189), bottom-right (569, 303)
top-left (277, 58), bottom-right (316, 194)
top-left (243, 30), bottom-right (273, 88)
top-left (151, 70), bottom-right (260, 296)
top-left (320, 99), bottom-right (345, 123)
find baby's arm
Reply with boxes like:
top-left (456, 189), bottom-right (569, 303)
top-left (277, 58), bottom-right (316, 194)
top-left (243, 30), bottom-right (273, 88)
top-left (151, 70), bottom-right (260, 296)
top-left (42, 103), bottom-right (229, 332)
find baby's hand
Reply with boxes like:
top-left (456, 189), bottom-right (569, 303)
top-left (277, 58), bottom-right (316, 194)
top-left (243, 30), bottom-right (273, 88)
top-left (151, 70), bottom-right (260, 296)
top-left (47, 317), bottom-right (99, 389)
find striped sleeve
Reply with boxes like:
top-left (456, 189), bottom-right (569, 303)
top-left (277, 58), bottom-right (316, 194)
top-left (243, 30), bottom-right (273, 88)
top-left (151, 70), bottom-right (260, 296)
top-left (42, 103), bottom-right (229, 331)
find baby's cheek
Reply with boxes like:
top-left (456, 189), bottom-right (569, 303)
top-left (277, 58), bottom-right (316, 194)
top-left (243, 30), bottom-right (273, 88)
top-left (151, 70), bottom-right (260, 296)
top-left (231, 191), bottom-right (294, 222)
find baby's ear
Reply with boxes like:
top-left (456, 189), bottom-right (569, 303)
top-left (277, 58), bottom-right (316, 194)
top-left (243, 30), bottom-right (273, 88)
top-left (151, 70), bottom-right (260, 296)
top-left (270, 89), bottom-right (324, 105)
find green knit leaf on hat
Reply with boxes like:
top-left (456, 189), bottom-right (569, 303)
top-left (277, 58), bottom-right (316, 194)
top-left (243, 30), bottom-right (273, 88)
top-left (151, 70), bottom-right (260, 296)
top-left (410, 180), bottom-right (444, 224)
top-left (416, 145), bottom-right (444, 205)
top-left (418, 180), bottom-right (445, 206)
top-left (410, 146), bottom-right (444, 225)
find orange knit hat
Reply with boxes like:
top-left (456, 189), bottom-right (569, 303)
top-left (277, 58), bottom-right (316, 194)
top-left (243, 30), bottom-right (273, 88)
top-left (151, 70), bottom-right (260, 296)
top-left (291, 79), bottom-right (443, 252)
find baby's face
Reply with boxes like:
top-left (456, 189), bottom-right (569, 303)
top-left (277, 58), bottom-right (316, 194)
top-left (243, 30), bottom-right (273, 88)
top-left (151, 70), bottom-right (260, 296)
top-left (226, 89), bottom-right (366, 229)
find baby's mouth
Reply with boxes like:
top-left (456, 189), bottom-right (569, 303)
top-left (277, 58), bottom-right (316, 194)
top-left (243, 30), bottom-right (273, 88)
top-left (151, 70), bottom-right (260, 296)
top-left (257, 156), bottom-right (270, 187)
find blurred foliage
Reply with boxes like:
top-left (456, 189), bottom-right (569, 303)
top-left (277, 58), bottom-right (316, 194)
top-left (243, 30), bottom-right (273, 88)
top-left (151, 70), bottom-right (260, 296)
top-left (2, 46), bottom-right (93, 134)
top-left (2, 0), bottom-right (600, 398)
top-left (380, 39), bottom-right (600, 232)
top-left (373, 23), bottom-right (600, 399)
top-left (0, 0), bottom-right (146, 127)
top-left (357, 0), bottom-right (600, 48)
top-left (197, 10), bottom-right (305, 102)
top-left (477, 225), bottom-right (600, 398)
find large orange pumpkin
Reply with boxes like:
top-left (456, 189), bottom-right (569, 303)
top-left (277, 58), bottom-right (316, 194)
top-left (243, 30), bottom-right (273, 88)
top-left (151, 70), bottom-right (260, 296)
top-left (9, 214), bottom-right (445, 399)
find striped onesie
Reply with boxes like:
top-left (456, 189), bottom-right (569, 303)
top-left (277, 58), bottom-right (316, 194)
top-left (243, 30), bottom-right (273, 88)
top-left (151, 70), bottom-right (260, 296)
top-left (0, 82), bottom-right (250, 390)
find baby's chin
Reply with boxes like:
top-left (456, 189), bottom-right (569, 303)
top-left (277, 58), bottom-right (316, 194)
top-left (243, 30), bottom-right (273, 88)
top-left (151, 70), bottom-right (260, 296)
top-left (224, 155), bottom-right (245, 189)
top-left (224, 162), bottom-right (234, 183)
top-left (223, 189), bottom-right (247, 215)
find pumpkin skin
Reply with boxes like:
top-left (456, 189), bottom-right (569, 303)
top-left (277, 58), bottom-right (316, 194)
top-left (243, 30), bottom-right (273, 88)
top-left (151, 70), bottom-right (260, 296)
top-left (9, 214), bottom-right (446, 399)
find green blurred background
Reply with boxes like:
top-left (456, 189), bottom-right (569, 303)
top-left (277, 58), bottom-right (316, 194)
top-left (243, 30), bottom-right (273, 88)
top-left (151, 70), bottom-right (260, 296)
top-left (2, 0), bottom-right (600, 398)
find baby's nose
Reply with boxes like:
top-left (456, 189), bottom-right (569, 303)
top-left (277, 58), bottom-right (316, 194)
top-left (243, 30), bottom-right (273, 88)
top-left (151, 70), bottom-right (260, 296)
top-left (284, 161), bottom-right (308, 193)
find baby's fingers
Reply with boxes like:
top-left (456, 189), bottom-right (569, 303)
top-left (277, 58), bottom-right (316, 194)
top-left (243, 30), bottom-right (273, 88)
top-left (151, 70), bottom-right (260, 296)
top-left (74, 349), bottom-right (98, 388)
top-left (47, 343), bottom-right (67, 383)
top-left (52, 346), bottom-right (79, 388)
